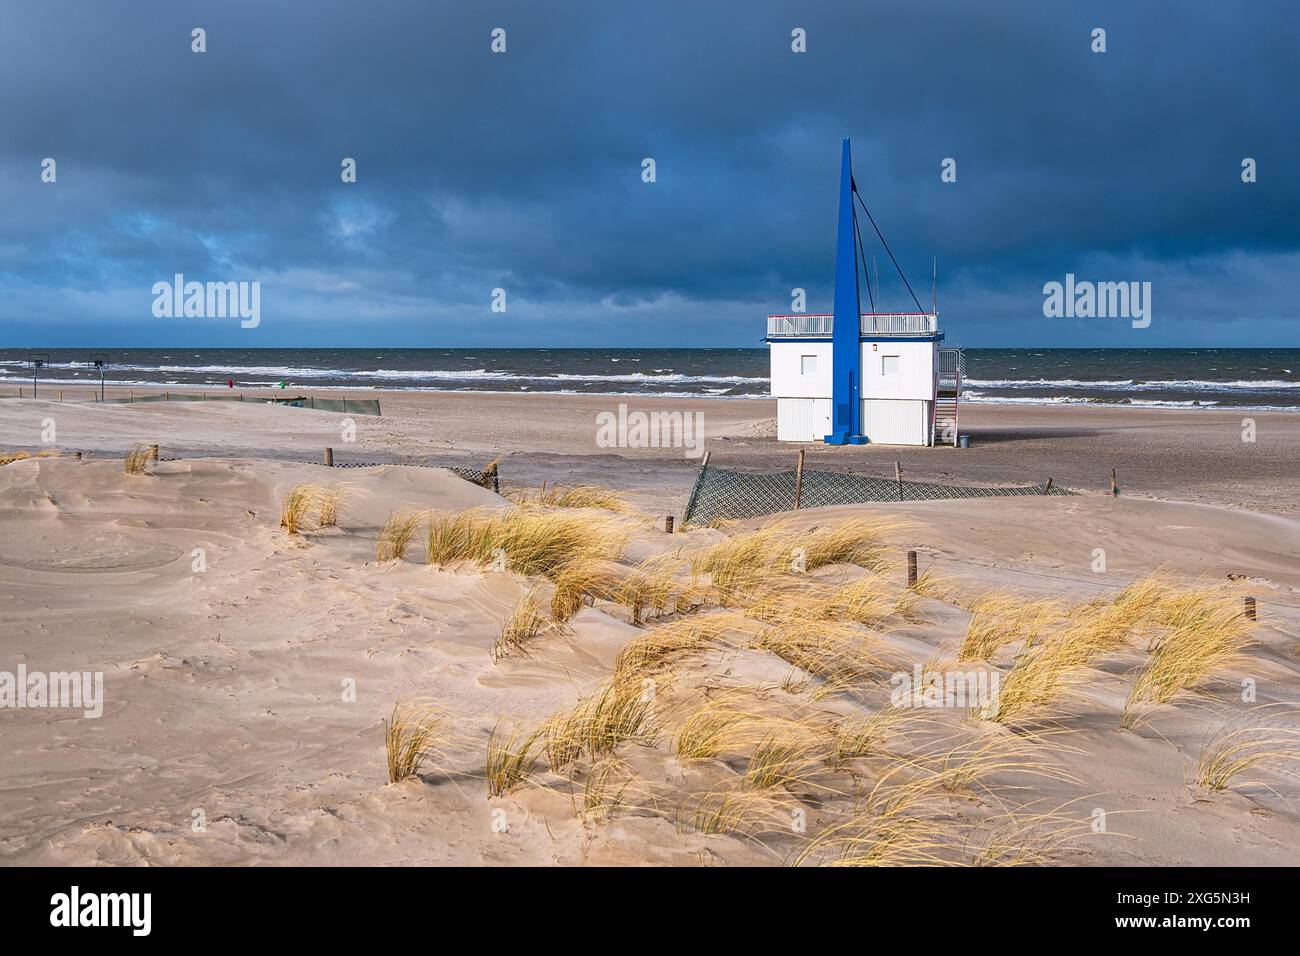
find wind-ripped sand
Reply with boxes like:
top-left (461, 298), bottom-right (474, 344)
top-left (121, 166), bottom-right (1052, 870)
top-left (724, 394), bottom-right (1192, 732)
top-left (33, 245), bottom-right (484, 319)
top-left (1, 390), bottom-right (1298, 866)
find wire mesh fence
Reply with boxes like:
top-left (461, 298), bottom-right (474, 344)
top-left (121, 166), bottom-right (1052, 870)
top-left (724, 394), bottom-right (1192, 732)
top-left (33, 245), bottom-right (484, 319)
top-left (683, 458), bottom-right (1070, 526)
top-left (1, 391), bottom-right (383, 415)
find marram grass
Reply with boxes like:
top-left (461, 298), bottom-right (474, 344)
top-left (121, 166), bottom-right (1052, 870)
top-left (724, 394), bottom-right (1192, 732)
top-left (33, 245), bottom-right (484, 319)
top-left (376, 511), bottom-right (424, 562)
top-left (124, 444), bottom-right (153, 476)
top-left (493, 587), bottom-right (550, 661)
top-left (427, 507), bottom-right (627, 578)
top-left (383, 701), bottom-right (447, 784)
top-left (507, 484), bottom-right (630, 513)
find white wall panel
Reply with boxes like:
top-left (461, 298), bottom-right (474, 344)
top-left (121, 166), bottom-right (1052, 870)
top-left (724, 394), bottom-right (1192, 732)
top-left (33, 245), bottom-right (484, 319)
top-left (769, 342), bottom-right (833, 398)
top-left (861, 398), bottom-right (931, 446)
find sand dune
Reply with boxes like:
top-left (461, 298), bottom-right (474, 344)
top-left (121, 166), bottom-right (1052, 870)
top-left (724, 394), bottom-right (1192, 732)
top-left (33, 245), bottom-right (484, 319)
top-left (2, 395), bottom-right (1299, 866)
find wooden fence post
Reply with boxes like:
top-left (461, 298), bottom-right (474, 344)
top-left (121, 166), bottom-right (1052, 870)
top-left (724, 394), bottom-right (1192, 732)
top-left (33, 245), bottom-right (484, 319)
top-left (794, 449), bottom-right (806, 509)
top-left (1110, 468), bottom-right (1118, 497)
top-left (1245, 596), bottom-right (1257, 620)
top-left (323, 447), bottom-right (334, 467)
top-left (665, 516), bottom-right (675, 534)
top-left (896, 461), bottom-right (904, 502)
top-left (907, 550), bottom-right (918, 587)
top-left (1044, 477), bottom-right (1054, 495)
top-left (149, 444), bottom-right (159, 462)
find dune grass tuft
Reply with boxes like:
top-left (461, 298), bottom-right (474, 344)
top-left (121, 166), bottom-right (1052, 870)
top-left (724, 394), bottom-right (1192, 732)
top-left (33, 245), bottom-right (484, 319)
top-left (427, 508), bottom-right (627, 578)
top-left (615, 555), bottom-right (694, 625)
top-left (1, 448), bottom-right (61, 466)
top-left (124, 444), bottom-right (153, 476)
top-left (674, 702), bottom-right (749, 761)
top-left (613, 612), bottom-right (756, 681)
top-left (1121, 588), bottom-right (1255, 728)
top-left (754, 618), bottom-right (880, 688)
top-left (316, 486), bottom-right (344, 527)
top-left (959, 594), bottom-right (1065, 661)
top-left (1194, 710), bottom-right (1300, 792)
top-left (578, 757), bottom-right (633, 821)
top-left (383, 701), bottom-right (447, 784)
top-left (690, 516), bottom-right (902, 597)
top-left (485, 724), bottom-right (543, 798)
top-left (508, 484), bottom-right (630, 513)
top-left (376, 511), bottom-right (424, 562)
top-left (280, 484), bottom-right (347, 535)
top-left (743, 728), bottom-right (830, 791)
top-left (830, 707), bottom-right (914, 765)
top-left (548, 557), bottom-right (624, 622)
top-left (493, 587), bottom-right (550, 661)
top-left (541, 677), bottom-right (658, 773)
top-left (279, 483), bottom-right (336, 534)
top-left (680, 788), bottom-right (797, 837)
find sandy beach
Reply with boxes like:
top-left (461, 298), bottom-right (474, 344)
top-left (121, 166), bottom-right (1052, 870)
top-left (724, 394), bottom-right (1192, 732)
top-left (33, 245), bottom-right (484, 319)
top-left (2, 391), bottom-right (1299, 866)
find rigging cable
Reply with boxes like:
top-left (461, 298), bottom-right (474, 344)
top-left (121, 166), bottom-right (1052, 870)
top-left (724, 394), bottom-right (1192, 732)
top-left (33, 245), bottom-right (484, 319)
top-left (853, 185), bottom-right (926, 314)
top-left (851, 205), bottom-right (876, 312)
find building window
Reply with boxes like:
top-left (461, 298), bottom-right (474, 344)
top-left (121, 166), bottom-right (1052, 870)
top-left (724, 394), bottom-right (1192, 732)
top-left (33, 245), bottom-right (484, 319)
top-left (800, 354), bottom-right (817, 375)
top-left (882, 355), bottom-right (900, 376)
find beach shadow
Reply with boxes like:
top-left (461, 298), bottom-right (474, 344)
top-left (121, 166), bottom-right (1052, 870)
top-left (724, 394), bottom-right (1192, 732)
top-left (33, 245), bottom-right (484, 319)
top-left (966, 427), bottom-right (1104, 445)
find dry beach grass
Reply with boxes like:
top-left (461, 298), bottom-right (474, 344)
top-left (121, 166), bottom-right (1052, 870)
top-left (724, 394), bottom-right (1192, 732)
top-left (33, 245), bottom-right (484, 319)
top-left (1, 397), bottom-right (1298, 866)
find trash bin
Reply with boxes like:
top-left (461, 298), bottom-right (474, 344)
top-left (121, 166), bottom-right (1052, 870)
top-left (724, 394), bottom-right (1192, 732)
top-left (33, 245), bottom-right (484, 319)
top-left (958, 435), bottom-right (970, 449)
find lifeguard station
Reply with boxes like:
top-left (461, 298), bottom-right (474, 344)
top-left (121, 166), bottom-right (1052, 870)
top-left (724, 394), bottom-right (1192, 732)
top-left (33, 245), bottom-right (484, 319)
top-left (766, 140), bottom-right (963, 446)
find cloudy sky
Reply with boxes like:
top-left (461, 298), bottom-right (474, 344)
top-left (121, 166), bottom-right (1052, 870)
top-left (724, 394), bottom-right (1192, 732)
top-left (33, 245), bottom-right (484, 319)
top-left (2, 0), bottom-right (1297, 348)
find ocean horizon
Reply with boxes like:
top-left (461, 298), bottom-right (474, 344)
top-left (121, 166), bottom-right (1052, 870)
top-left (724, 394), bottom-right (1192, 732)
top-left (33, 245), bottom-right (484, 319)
top-left (3, 347), bottom-right (1299, 411)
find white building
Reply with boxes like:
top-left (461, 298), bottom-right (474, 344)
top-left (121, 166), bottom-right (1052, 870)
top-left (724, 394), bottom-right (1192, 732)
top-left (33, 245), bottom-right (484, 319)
top-left (766, 311), bottom-right (963, 445)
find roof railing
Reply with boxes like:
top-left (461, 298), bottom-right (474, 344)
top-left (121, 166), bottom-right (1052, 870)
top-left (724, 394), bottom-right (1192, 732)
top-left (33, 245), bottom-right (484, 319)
top-left (766, 312), bottom-right (938, 338)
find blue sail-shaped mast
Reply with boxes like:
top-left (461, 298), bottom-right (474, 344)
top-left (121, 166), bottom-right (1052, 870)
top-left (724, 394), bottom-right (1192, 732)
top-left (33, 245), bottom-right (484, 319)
top-left (824, 138), bottom-right (865, 445)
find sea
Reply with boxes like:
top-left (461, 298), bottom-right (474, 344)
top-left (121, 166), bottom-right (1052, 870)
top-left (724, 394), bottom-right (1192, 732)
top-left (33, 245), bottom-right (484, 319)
top-left (2, 348), bottom-right (1299, 411)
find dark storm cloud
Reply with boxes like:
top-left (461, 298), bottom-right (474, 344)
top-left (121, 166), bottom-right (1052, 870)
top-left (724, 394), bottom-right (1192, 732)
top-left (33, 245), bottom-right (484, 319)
top-left (1, 0), bottom-right (1297, 346)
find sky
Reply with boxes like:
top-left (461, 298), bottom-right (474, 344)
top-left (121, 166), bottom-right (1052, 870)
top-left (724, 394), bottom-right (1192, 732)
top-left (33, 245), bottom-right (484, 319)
top-left (1, 0), bottom-right (1298, 349)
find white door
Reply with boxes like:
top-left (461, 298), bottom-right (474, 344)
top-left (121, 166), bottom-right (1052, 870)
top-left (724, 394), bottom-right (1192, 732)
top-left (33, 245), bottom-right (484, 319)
top-left (861, 398), bottom-right (928, 445)
top-left (778, 398), bottom-right (831, 441)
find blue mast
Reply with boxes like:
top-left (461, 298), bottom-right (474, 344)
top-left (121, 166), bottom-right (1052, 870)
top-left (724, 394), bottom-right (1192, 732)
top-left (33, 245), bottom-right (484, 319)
top-left (824, 138), bottom-right (865, 445)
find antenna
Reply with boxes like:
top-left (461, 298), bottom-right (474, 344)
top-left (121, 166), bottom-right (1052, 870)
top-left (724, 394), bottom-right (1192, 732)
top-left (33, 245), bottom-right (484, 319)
top-left (932, 257), bottom-right (937, 315)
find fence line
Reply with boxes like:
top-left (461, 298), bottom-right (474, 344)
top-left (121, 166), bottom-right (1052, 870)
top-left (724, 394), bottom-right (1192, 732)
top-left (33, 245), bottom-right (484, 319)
top-left (682, 456), bottom-right (1071, 526)
top-left (150, 451), bottom-right (499, 492)
top-left (3, 390), bottom-right (382, 415)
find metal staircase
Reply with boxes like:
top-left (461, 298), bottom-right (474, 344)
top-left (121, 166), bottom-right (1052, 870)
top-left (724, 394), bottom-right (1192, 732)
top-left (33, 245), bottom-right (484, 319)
top-left (933, 348), bottom-right (964, 446)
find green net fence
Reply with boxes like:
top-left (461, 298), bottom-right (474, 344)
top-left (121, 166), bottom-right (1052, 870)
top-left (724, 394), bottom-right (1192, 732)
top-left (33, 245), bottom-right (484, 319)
top-left (683, 461), bottom-right (1070, 526)
top-left (81, 394), bottom-right (383, 415)
top-left (153, 451), bottom-right (497, 492)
